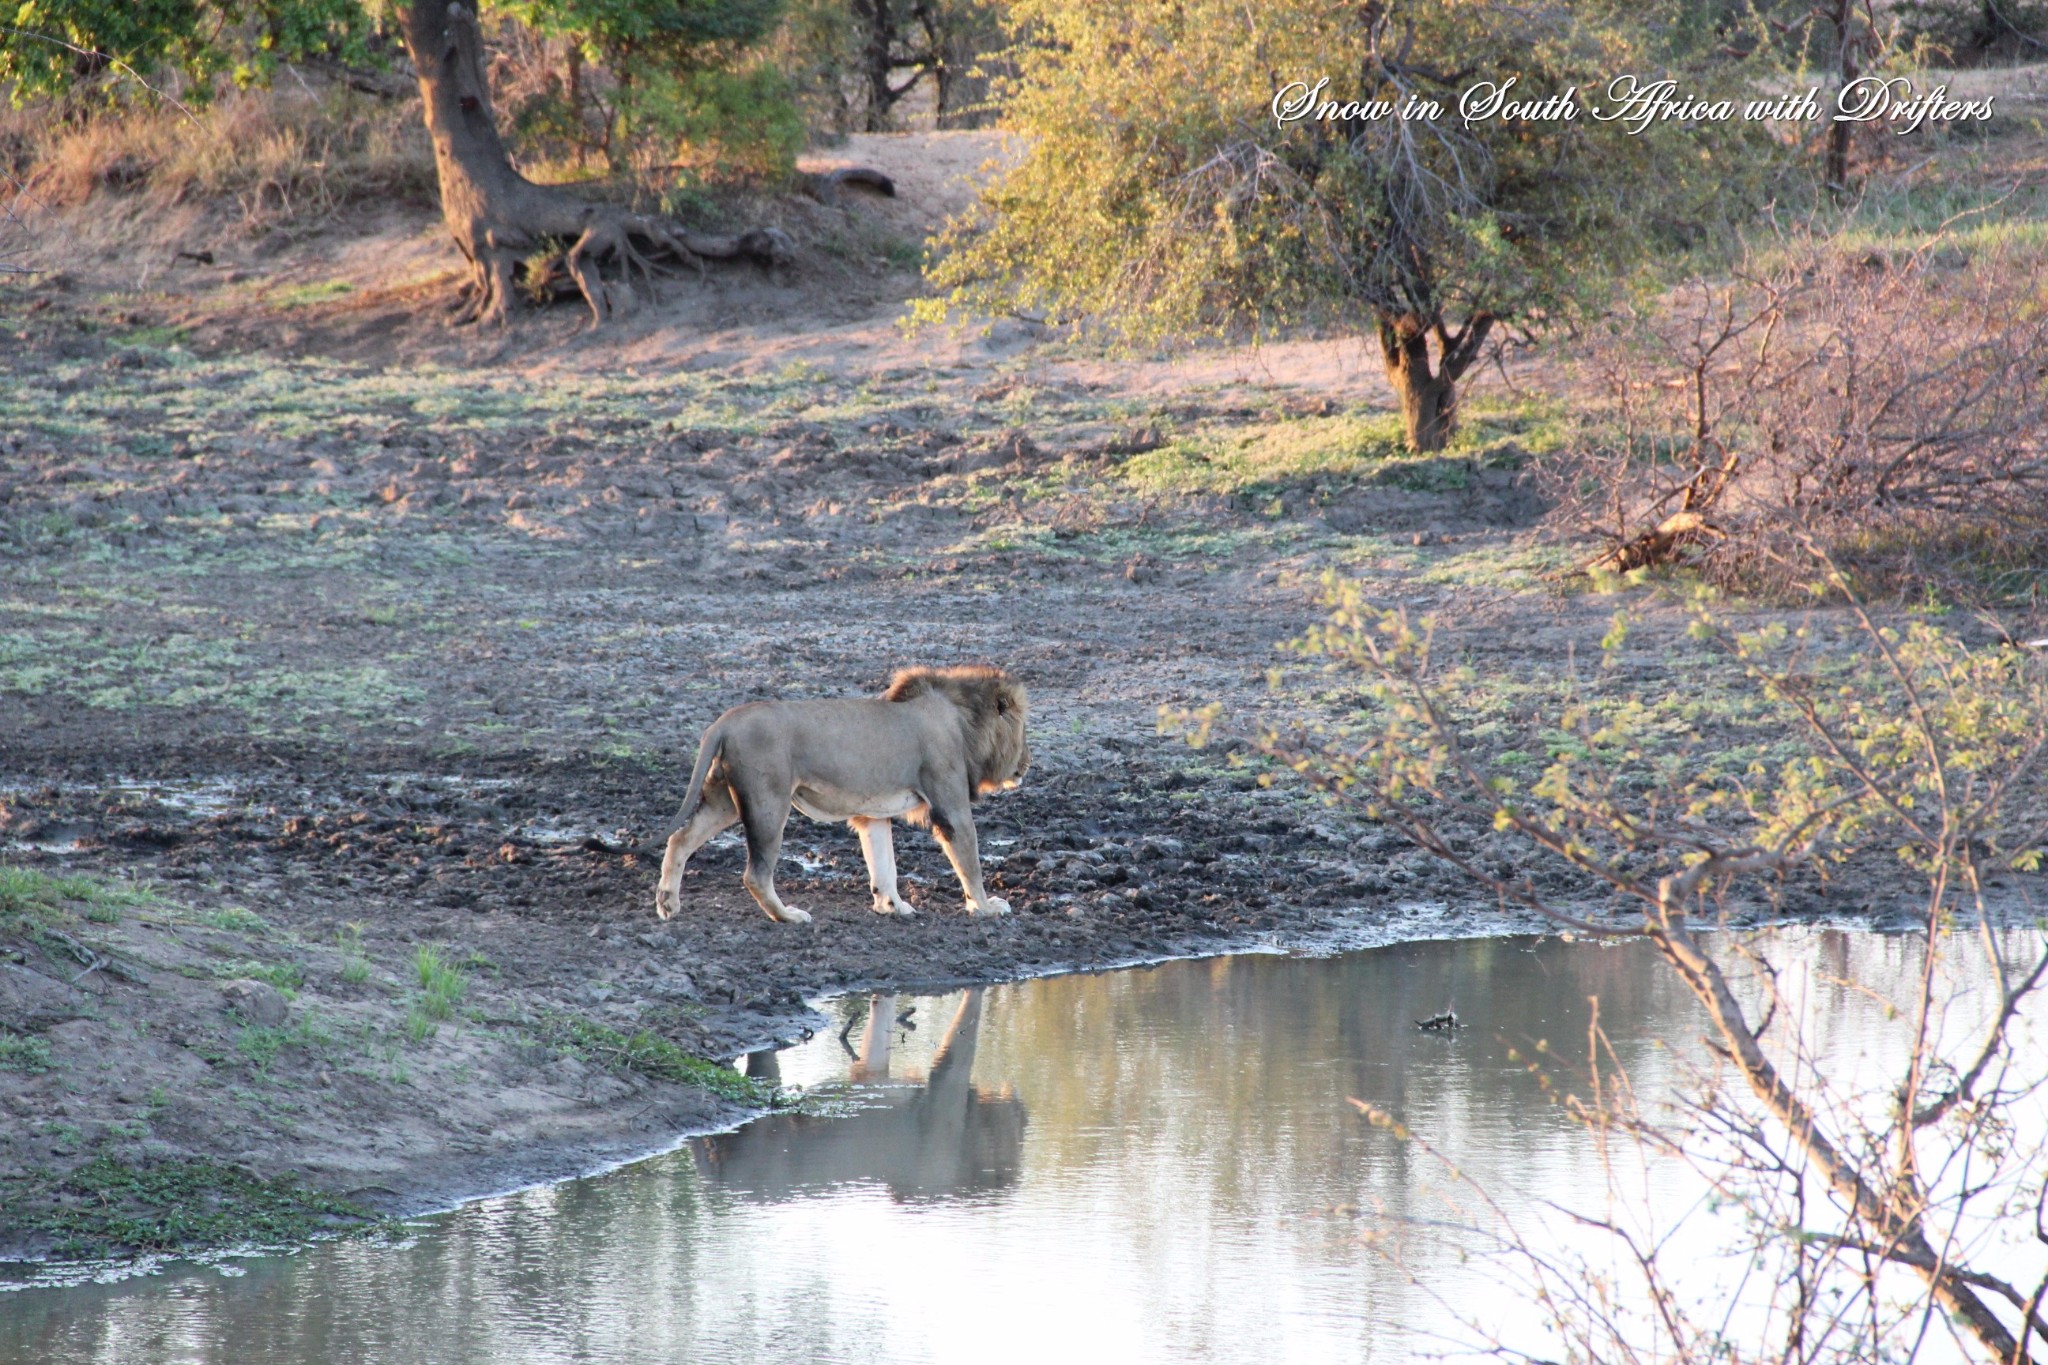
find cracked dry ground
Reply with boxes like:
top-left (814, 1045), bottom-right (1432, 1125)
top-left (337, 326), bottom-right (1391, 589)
top-left (0, 302), bottom-right (1613, 1240)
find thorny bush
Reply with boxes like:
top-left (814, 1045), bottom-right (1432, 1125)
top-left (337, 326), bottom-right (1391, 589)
top-left (1169, 565), bottom-right (2048, 1361)
top-left (1553, 228), bottom-right (2048, 606)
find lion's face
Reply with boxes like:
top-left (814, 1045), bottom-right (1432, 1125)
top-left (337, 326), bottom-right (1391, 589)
top-left (975, 693), bottom-right (1029, 794)
top-left (979, 722), bottom-right (1029, 795)
top-left (882, 665), bottom-right (1029, 800)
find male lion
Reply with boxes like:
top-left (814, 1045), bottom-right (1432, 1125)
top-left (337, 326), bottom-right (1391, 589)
top-left (654, 665), bottom-right (1029, 924)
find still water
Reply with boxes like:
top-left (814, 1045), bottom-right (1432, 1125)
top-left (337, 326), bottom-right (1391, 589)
top-left (3, 930), bottom-right (2041, 1364)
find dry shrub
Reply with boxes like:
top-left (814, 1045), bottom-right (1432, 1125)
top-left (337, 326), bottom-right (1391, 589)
top-left (1550, 228), bottom-right (2048, 603)
top-left (1, 83), bottom-right (434, 234)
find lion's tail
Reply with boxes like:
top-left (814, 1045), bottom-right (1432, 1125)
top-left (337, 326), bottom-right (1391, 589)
top-left (671, 725), bottom-right (724, 829)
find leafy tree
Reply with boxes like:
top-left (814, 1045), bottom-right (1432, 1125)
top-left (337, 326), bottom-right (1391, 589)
top-left (2, 0), bottom-right (375, 101)
top-left (1, 0), bottom-right (800, 326)
top-left (923, 0), bottom-right (1772, 450)
top-left (494, 0), bottom-right (798, 176)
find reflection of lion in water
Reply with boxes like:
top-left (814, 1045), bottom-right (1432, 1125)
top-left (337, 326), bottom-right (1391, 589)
top-left (697, 990), bottom-right (1026, 1202)
top-left (654, 666), bottom-right (1029, 924)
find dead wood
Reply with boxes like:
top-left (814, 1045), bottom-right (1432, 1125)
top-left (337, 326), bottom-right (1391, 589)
top-left (798, 167), bottom-right (898, 206)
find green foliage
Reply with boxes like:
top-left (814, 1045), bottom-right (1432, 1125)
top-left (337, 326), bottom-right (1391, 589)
top-left (203, 905), bottom-right (270, 934)
top-left (923, 0), bottom-right (1773, 349)
top-left (413, 944), bottom-right (466, 1020)
top-left (1892, 0), bottom-right (2048, 62)
top-left (1211, 572), bottom-right (2048, 908)
top-left (337, 922), bottom-right (371, 985)
top-left (496, 0), bottom-right (796, 180)
top-left (618, 64), bottom-right (804, 182)
top-left (0, 866), bottom-right (151, 932)
top-left (499, 0), bottom-right (784, 61)
top-left (1115, 404), bottom-right (1549, 498)
top-left (2, 0), bottom-right (378, 104)
top-left (7, 1155), bottom-right (372, 1259)
top-left (5, 0), bottom-right (796, 185)
top-left (1721, 606), bottom-right (2048, 878)
top-left (235, 1023), bottom-right (290, 1069)
top-left (537, 1012), bottom-right (775, 1105)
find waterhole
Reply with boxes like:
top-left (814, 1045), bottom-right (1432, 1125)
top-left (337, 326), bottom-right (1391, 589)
top-left (3, 929), bottom-right (2041, 1363)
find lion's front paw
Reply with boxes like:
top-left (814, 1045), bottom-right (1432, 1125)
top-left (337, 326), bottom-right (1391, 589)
top-left (871, 894), bottom-right (917, 917)
top-left (654, 887), bottom-right (679, 920)
top-left (968, 897), bottom-right (1012, 918)
top-left (771, 905), bottom-right (814, 925)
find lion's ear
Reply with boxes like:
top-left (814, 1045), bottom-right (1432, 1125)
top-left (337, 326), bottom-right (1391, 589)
top-left (995, 695), bottom-right (1009, 715)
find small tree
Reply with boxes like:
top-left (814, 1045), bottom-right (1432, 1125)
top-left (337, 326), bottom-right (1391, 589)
top-left (1173, 566), bottom-right (2048, 1360)
top-left (922, 0), bottom-right (1769, 451)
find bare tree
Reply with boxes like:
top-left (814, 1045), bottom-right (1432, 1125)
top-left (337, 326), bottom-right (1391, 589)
top-left (829, 0), bottom-right (1002, 131)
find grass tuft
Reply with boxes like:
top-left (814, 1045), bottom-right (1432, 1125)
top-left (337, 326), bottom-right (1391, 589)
top-left (0, 866), bottom-right (153, 932)
top-left (0, 1030), bottom-right (54, 1073)
top-left (536, 1013), bottom-right (775, 1106)
top-left (413, 945), bottom-right (466, 1020)
top-left (203, 906), bottom-right (271, 935)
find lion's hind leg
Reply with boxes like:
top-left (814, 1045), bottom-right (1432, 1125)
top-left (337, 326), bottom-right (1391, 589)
top-left (851, 817), bottom-right (915, 916)
top-left (735, 785), bottom-right (811, 925)
top-left (655, 781), bottom-right (739, 920)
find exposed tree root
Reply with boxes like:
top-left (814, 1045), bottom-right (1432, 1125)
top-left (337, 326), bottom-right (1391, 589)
top-left (450, 201), bottom-right (797, 328)
top-left (401, 0), bottom-right (857, 330)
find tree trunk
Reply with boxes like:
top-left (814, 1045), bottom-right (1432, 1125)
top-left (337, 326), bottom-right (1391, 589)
top-left (852, 0), bottom-right (901, 132)
top-left (1376, 312), bottom-right (1493, 453)
top-left (1824, 0), bottom-right (1862, 199)
top-left (395, 0), bottom-right (793, 327)
top-left (564, 43), bottom-right (584, 167)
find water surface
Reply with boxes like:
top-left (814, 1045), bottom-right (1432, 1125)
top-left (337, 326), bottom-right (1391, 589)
top-left (3, 930), bottom-right (2040, 1364)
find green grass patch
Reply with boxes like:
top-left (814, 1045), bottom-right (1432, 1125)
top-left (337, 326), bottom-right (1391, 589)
top-left (413, 945), bottom-right (466, 1021)
top-left (267, 280), bottom-right (354, 309)
top-left (1118, 412), bottom-right (1407, 495)
top-left (211, 960), bottom-right (305, 995)
top-left (536, 1013), bottom-right (775, 1106)
top-left (0, 1030), bottom-right (54, 1073)
top-left (114, 324), bottom-right (189, 350)
top-left (1115, 400), bottom-right (1561, 499)
top-left (404, 1005), bottom-right (439, 1043)
top-left (236, 1024), bottom-right (290, 1070)
top-left (203, 906), bottom-right (270, 935)
top-left (5, 1155), bottom-right (373, 1259)
top-left (0, 866), bottom-right (152, 932)
top-left (336, 923), bottom-right (371, 986)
